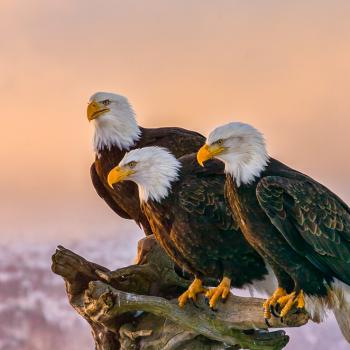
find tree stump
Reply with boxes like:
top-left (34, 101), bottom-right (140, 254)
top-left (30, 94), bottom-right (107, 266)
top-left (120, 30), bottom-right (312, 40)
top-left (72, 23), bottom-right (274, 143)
top-left (51, 235), bottom-right (308, 350)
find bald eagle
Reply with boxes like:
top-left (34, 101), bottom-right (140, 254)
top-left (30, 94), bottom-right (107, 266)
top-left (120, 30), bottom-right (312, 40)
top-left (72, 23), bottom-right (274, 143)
top-left (107, 146), bottom-right (275, 308)
top-left (198, 122), bottom-right (350, 341)
top-left (87, 92), bottom-right (205, 235)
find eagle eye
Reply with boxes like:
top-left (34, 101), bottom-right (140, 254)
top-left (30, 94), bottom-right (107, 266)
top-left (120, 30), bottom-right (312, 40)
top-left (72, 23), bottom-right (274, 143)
top-left (216, 139), bottom-right (224, 146)
top-left (128, 161), bottom-right (137, 168)
top-left (101, 99), bottom-right (111, 106)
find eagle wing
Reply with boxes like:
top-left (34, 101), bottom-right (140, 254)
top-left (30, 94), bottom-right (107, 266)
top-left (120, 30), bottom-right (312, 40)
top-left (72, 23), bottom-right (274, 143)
top-left (178, 173), bottom-right (238, 232)
top-left (178, 159), bottom-right (238, 231)
top-left (138, 127), bottom-right (205, 158)
top-left (173, 159), bottom-right (244, 264)
top-left (256, 175), bottom-right (350, 284)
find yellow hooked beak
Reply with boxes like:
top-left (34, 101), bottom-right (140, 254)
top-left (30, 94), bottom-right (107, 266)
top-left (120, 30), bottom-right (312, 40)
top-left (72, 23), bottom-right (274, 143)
top-left (107, 166), bottom-right (135, 188)
top-left (197, 144), bottom-right (225, 167)
top-left (87, 100), bottom-right (110, 121)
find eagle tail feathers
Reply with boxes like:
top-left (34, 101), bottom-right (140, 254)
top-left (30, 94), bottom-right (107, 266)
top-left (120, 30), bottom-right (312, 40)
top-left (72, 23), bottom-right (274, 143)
top-left (304, 279), bottom-right (350, 343)
top-left (333, 307), bottom-right (350, 343)
top-left (330, 279), bottom-right (350, 343)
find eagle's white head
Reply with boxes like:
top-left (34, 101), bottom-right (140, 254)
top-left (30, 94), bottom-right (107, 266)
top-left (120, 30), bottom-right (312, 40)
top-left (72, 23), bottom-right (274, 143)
top-left (87, 92), bottom-right (141, 155)
top-left (197, 122), bottom-right (269, 186)
top-left (107, 146), bottom-right (181, 203)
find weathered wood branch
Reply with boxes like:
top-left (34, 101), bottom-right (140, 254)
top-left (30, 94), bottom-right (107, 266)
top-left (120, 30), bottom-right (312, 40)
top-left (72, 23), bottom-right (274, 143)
top-left (51, 235), bottom-right (308, 350)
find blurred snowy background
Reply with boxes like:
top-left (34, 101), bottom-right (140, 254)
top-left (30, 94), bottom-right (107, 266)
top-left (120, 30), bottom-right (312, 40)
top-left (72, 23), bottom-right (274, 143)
top-left (0, 226), bottom-right (348, 350)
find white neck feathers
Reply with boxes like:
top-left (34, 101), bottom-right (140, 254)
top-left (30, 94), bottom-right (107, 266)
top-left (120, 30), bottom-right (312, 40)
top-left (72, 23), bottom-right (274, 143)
top-left (119, 147), bottom-right (181, 203)
top-left (222, 148), bottom-right (269, 186)
top-left (93, 109), bottom-right (141, 155)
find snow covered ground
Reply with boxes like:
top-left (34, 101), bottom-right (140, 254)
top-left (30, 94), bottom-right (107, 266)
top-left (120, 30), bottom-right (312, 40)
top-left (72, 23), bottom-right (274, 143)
top-left (0, 231), bottom-right (348, 350)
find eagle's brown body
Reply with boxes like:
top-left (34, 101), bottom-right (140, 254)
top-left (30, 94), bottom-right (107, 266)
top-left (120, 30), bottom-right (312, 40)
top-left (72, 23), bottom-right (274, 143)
top-left (141, 154), bottom-right (270, 286)
top-left (225, 157), bottom-right (350, 296)
top-left (91, 127), bottom-right (205, 235)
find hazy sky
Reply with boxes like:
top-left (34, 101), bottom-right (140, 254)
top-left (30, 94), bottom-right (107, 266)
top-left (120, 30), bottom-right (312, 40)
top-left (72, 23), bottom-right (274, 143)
top-left (1, 0), bottom-right (350, 243)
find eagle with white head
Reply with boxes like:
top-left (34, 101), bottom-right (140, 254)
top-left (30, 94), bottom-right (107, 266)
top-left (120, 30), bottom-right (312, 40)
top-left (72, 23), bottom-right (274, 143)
top-left (198, 121), bottom-right (350, 342)
top-left (87, 91), bottom-right (205, 235)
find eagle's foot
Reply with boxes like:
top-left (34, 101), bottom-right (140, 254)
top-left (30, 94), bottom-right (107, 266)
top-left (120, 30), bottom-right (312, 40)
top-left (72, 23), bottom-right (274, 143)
top-left (178, 278), bottom-right (206, 308)
top-left (263, 287), bottom-right (287, 320)
top-left (277, 290), bottom-right (305, 318)
top-left (205, 276), bottom-right (231, 309)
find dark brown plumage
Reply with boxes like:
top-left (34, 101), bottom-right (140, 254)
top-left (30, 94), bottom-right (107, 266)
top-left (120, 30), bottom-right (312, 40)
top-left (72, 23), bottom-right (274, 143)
top-left (225, 158), bottom-right (345, 297)
top-left (139, 153), bottom-right (272, 307)
top-left (225, 158), bottom-right (350, 341)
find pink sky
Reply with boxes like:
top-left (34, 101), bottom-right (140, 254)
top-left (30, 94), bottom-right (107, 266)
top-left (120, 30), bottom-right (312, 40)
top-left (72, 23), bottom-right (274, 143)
top-left (1, 0), bottom-right (350, 243)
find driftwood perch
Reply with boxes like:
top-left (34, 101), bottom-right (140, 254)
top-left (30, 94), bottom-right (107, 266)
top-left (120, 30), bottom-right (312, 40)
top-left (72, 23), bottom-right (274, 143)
top-left (51, 235), bottom-right (308, 350)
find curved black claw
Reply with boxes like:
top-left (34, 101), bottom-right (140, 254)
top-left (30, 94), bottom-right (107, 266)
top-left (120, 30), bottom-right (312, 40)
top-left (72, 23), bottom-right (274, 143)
top-left (210, 306), bottom-right (218, 312)
top-left (270, 304), bottom-right (281, 318)
top-left (264, 318), bottom-right (272, 327)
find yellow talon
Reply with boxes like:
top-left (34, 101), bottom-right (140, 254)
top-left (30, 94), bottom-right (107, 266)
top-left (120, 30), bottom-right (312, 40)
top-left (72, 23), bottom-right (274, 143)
top-left (277, 290), bottom-right (305, 318)
top-left (296, 290), bottom-right (305, 309)
top-left (206, 277), bottom-right (231, 309)
top-left (277, 293), bottom-right (294, 306)
top-left (263, 287), bottom-right (287, 319)
top-left (178, 278), bottom-right (206, 308)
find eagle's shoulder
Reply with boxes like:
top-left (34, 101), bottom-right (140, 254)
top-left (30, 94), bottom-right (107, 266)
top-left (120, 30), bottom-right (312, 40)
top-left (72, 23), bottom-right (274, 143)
top-left (138, 127), bottom-right (205, 158)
